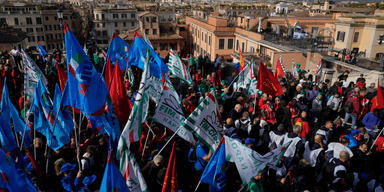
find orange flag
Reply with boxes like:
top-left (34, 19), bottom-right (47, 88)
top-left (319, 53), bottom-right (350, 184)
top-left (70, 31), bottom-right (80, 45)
top-left (371, 79), bottom-right (384, 112)
top-left (162, 142), bottom-right (178, 192)
top-left (239, 47), bottom-right (245, 71)
top-left (274, 58), bottom-right (285, 79)
top-left (109, 61), bottom-right (131, 123)
top-left (56, 63), bottom-right (67, 93)
top-left (104, 57), bottom-right (114, 88)
top-left (257, 61), bottom-right (283, 97)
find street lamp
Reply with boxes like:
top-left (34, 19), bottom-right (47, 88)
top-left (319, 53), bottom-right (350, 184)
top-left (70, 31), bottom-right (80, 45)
top-left (57, 4), bottom-right (65, 57)
top-left (377, 34), bottom-right (384, 72)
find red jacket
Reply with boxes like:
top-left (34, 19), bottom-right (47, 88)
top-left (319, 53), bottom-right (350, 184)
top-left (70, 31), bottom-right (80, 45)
top-left (345, 97), bottom-right (360, 114)
top-left (196, 74), bottom-right (202, 85)
top-left (296, 117), bottom-right (310, 139)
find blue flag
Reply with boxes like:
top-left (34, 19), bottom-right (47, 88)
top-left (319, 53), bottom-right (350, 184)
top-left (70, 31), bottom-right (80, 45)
top-left (36, 41), bottom-right (47, 62)
top-left (106, 33), bottom-right (131, 70)
top-left (61, 21), bottom-right (108, 120)
top-left (128, 37), bottom-right (168, 79)
top-left (100, 150), bottom-right (130, 192)
top-left (31, 78), bottom-right (71, 150)
top-left (0, 147), bottom-right (38, 192)
top-left (0, 115), bottom-right (18, 153)
top-left (201, 140), bottom-right (226, 192)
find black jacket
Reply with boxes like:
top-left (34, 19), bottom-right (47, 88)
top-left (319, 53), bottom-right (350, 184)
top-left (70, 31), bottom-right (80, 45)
top-left (276, 106), bottom-right (291, 128)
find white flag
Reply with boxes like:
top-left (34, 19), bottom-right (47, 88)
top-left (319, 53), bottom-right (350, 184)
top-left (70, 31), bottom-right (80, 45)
top-left (144, 33), bottom-right (153, 49)
top-left (22, 49), bottom-right (48, 100)
top-left (234, 63), bottom-right (251, 90)
top-left (120, 147), bottom-right (148, 192)
top-left (167, 48), bottom-right (192, 85)
top-left (153, 80), bottom-right (194, 144)
top-left (224, 136), bottom-right (290, 186)
top-left (147, 76), bottom-right (163, 105)
top-left (181, 90), bottom-right (224, 152)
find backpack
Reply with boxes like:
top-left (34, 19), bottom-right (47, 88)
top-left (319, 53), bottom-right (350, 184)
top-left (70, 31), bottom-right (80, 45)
top-left (188, 146), bottom-right (197, 163)
top-left (238, 120), bottom-right (250, 132)
top-left (345, 100), bottom-right (354, 113)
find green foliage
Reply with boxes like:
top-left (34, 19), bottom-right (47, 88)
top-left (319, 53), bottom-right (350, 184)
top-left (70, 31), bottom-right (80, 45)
top-left (325, 11), bottom-right (331, 15)
top-left (266, 62), bottom-right (272, 67)
top-left (274, 1), bottom-right (280, 4)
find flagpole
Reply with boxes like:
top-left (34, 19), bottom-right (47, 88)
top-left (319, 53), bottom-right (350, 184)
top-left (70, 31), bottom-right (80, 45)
top-left (45, 106), bottom-right (61, 174)
top-left (78, 112), bottom-right (82, 148)
top-left (72, 107), bottom-right (82, 171)
top-left (14, 128), bottom-right (20, 148)
top-left (153, 128), bottom-right (180, 161)
top-left (370, 128), bottom-right (384, 151)
top-left (20, 120), bottom-right (28, 150)
top-left (142, 130), bottom-right (150, 160)
top-left (194, 180), bottom-right (202, 192)
top-left (227, 71), bottom-right (241, 88)
top-left (237, 184), bottom-right (247, 192)
top-left (34, 124), bottom-right (36, 160)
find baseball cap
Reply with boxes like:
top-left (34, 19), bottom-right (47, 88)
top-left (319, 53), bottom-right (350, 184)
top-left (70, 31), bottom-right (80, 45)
top-left (83, 175), bottom-right (96, 186)
top-left (61, 163), bottom-right (76, 173)
top-left (245, 138), bottom-right (255, 145)
top-left (299, 79), bottom-right (305, 83)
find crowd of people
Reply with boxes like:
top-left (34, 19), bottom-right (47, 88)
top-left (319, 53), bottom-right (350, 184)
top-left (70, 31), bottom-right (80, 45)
top-left (2, 46), bottom-right (384, 192)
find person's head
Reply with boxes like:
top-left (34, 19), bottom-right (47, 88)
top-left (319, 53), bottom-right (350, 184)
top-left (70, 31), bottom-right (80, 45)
top-left (280, 99), bottom-right (286, 107)
top-left (325, 79), bottom-right (330, 84)
top-left (317, 93), bottom-right (322, 99)
top-left (154, 155), bottom-right (164, 167)
top-left (275, 97), bottom-right (280, 105)
top-left (245, 138), bottom-right (255, 148)
top-left (215, 54), bottom-right (218, 59)
top-left (242, 112), bottom-right (249, 119)
top-left (262, 93), bottom-right (267, 100)
top-left (292, 99), bottom-right (297, 106)
top-left (296, 85), bottom-right (302, 92)
top-left (198, 69), bottom-right (201, 74)
top-left (278, 124), bottom-right (285, 132)
top-left (182, 99), bottom-right (189, 106)
top-left (339, 151), bottom-right (350, 162)
top-left (335, 92), bottom-right (340, 98)
top-left (261, 111), bottom-right (268, 119)
top-left (54, 158), bottom-right (66, 176)
top-left (354, 87), bottom-right (360, 94)
top-left (301, 111), bottom-right (307, 118)
top-left (34, 138), bottom-right (43, 149)
top-left (221, 56), bottom-right (224, 60)
top-left (370, 83), bottom-right (375, 88)
top-left (24, 100), bottom-right (31, 109)
top-left (359, 143), bottom-right (368, 153)
top-left (12, 46), bottom-right (16, 50)
top-left (282, 86), bottom-right (287, 93)
top-left (237, 96), bottom-right (243, 102)
top-left (86, 145), bottom-right (96, 155)
top-left (340, 137), bottom-right (350, 147)
top-left (298, 159), bottom-right (310, 169)
top-left (296, 63), bottom-right (301, 68)
top-left (292, 125), bottom-right (301, 134)
top-left (325, 120), bottom-right (333, 129)
top-left (219, 104), bottom-right (224, 113)
top-left (226, 118), bottom-right (233, 125)
top-left (314, 134), bottom-right (322, 144)
top-left (234, 104), bottom-right (241, 112)
top-left (344, 71), bottom-right (349, 76)
top-left (373, 108), bottom-right (380, 117)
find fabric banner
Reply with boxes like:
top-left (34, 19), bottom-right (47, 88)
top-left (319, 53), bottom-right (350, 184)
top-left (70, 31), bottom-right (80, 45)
top-left (148, 76), bottom-right (164, 105)
top-left (167, 48), bottom-right (192, 85)
top-left (22, 50), bottom-right (47, 100)
top-left (234, 63), bottom-right (251, 90)
top-left (224, 136), bottom-right (290, 186)
top-left (144, 33), bottom-right (153, 49)
top-left (153, 80), bottom-right (194, 144)
top-left (181, 91), bottom-right (224, 152)
top-left (120, 147), bottom-right (148, 192)
top-left (313, 59), bottom-right (322, 85)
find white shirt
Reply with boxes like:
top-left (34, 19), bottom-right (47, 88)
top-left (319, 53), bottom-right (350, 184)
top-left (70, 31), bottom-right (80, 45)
top-left (81, 153), bottom-right (95, 170)
top-left (10, 49), bottom-right (20, 57)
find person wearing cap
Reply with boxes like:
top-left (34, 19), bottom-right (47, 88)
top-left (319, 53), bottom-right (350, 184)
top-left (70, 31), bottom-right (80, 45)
top-left (78, 175), bottom-right (96, 192)
top-left (60, 163), bottom-right (82, 192)
top-left (245, 138), bottom-right (255, 148)
top-left (295, 63), bottom-right (305, 75)
top-left (344, 129), bottom-right (361, 149)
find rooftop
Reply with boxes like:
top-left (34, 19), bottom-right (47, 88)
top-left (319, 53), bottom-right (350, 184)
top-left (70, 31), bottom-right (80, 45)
top-left (0, 21), bottom-right (27, 43)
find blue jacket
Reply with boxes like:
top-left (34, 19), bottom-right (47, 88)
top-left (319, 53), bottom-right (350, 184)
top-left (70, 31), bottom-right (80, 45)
top-left (60, 171), bottom-right (81, 192)
top-left (362, 112), bottom-right (381, 130)
top-left (194, 142), bottom-right (209, 171)
top-left (344, 134), bottom-right (358, 149)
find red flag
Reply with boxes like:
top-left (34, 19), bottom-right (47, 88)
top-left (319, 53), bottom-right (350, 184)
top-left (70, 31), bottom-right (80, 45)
top-left (162, 142), bottom-right (178, 192)
top-left (257, 61), bottom-right (283, 97)
top-left (104, 57), bottom-right (114, 88)
top-left (109, 61), bottom-right (131, 123)
top-left (56, 63), bottom-right (67, 93)
top-left (372, 79), bottom-right (384, 112)
top-left (274, 58), bottom-right (285, 78)
top-left (134, 32), bottom-right (141, 40)
top-left (111, 32), bottom-right (118, 40)
top-left (239, 47), bottom-right (245, 71)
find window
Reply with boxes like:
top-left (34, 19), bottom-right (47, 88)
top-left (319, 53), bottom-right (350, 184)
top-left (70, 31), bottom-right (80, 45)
top-left (46, 34), bottom-right (53, 40)
top-left (45, 16), bottom-right (49, 21)
top-left (45, 25), bottom-right (52, 31)
top-left (28, 36), bottom-right (35, 42)
top-left (201, 32), bottom-right (204, 41)
top-left (102, 31), bottom-right (107, 38)
top-left (228, 39), bottom-right (233, 49)
top-left (115, 22), bottom-right (118, 27)
top-left (56, 34), bottom-right (62, 40)
top-left (115, 30), bottom-right (119, 35)
top-left (171, 43), bottom-right (177, 50)
top-left (57, 43), bottom-right (63, 49)
top-left (101, 14), bottom-right (105, 20)
top-left (54, 24), bottom-right (60, 30)
top-left (153, 29), bottom-right (157, 35)
top-left (54, 16), bottom-right (57, 20)
top-left (26, 17), bottom-right (32, 24)
top-left (195, 28), bottom-right (197, 36)
top-left (131, 22), bottom-right (135, 27)
top-left (96, 14), bottom-right (99, 20)
top-left (241, 17), bottom-right (243, 23)
top-left (168, 14), bottom-right (172, 21)
top-left (37, 36), bottom-right (44, 41)
top-left (201, 48), bottom-right (203, 55)
top-left (36, 17), bottom-right (42, 24)
top-left (36, 28), bottom-right (43, 34)
top-left (236, 40), bottom-right (239, 50)
top-left (242, 42), bottom-right (245, 52)
top-left (197, 44), bottom-right (200, 54)
top-left (113, 14), bottom-right (118, 19)
top-left (192, 27), bottom-right (194, 35)
top-left (145, 29), bottom-right (149, 35)
top-left (193, 43), bottom-right (196, 51)
top-left (103, 40), bottom-right (108, 44)
top-left (205, 34), bottom-right (207, 43)
top-left (311, 27), bottom-right (319, 34)
top-left (160, 43), bottom-right (167, 51)
top-left (153, 43), bottom-right (158, 51)
top-left (63, 16), bottom-right (68, 20)
top-left (30, 46), bottom-right (37, 51)
top-left (102, 23), bottom-right (105, 28)
top-left (14, 18), bottom-right (19, 25)
top-left (198, 30), bottom-right (200, 38)
top-left (250, 46), bottom-right (255, 53)
top-left (353, 32), bottom-right (359, 43)
top-left (122, 14), bottom-right (127, 18)
top-left (26, 28), bottom-right (33, 34)
top-left (97, 23), bottom-right (100, 28)
top-left (161, 15), bottom-right (165, 21)
top-left (123, 22), bottom-right (126, 27)
top-left (48, 44), bottom-right (54, 50)
top-left (219, 39), bottom-right (225, 49)
top-left (209, 36), bottom-right (211, 46)
top-left (336, 31), bottom-right (345, 42)
top-left (146, 17), bottom-right (149, 22)
top-left (131, 13), bottom-right (135, 18)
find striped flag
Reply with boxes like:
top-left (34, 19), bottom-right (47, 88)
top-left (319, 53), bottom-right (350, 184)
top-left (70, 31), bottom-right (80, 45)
top-left (313, 59), bottom-right (322, 85)
top-left (144, 33), bottom-right (153, 49)
top-left (118, 49), bottom-right (151, 149)
top-left (280, 55), bottom-right (287, 74)
top-left (167, 48), bottom-right (192, 84)
top-left (239, 47), bottom-right (245, 71)
top-left (122, 46), bottom-right (129, 52)
top-left (120, 147), bottom-right (148, 192)
top-left (102, 49), bottom-right (107, 59)
top-left (22, 49), bottom-right (48, 100)
top-left (180, 90), bottom-right (224, 152)
top-left (127, 67), bottom-right (135, 87)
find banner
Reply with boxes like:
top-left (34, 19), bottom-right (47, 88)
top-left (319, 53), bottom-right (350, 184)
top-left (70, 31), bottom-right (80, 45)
top-left (234, 63), bottom-right (250, 90)
top-left (181, 91), bottom-right (224, 152)
top-left (147, 76), bottom-right (164, 105)
top-left (22, 50), bottom-right (48, 100)
top-left (120, 147), bottom-right (148, 192)
top-left (153, 80), bottom-right (194, 144)
top-left (167, 48), bottom-right (192, 85)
